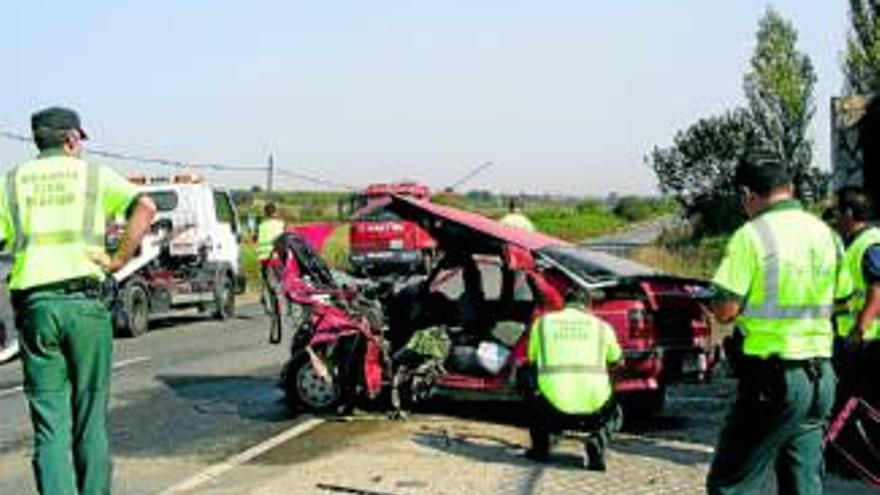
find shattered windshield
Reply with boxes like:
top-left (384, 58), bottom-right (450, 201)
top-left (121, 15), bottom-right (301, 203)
top-left (537, 245), bottom-right (659, 283)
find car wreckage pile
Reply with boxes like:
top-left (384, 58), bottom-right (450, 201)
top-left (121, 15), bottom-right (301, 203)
top-left (267, 196), bottom-right (718, 418)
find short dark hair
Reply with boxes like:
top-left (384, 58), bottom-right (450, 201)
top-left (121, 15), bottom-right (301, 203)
top-left (564, 287), bottom-right (591, 306)
top-left (734, 150), bottom-right (792, 196)
top-left (264, 202), bottom-right (277, 217)
top-left (33, 128), bottom-right (72, 151)
top-left (837, 187), bottom-right (873, 222)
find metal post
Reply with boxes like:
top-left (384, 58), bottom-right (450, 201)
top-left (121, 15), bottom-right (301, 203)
top-left (267, 153), bottom-right (275, 192)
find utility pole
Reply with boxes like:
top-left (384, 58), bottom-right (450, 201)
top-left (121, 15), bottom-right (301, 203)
top-left (267, 153), bottom-right (275, 192)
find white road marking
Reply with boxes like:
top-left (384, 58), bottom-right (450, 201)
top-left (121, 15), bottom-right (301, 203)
top-left (157, 418), bottom-right (326, 494)
top-left (0, 355), bottom-right (150, 399)
top-left (0, 384), bottom-right (22, 398)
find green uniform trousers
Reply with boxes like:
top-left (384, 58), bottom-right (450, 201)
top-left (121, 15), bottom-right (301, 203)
top-left (15, 289), bottom-right (113, 495)
top-left (707, 359), bottom-right (835, 495)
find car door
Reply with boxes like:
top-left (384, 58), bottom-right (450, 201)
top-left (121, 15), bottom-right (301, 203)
top-left (211, 189), bottom-right (241, 273)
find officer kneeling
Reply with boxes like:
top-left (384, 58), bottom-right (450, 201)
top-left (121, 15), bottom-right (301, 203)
top-left (520, 288), bottom-right (622, 471)
top-left (706, 153), bottom-right (849, 494)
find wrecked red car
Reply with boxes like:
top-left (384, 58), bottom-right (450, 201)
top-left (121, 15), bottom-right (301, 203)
top-left (274, 196), bottom-right (716, 416)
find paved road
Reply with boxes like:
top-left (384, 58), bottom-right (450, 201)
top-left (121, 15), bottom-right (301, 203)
top-left (582, 216), bottom-right (677, 254)
top-left (0, 304), bottom-right (300, 495)
top-left (1, 303), bottom-right (873, 494)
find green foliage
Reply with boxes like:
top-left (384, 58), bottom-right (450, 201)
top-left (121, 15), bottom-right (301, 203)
top-left (530, 204), bottom-right (622, 242)
top-left (240, 242), bottom-right (261, 294)
top-left (632, 228), bottom-right (728, 279)
top-left (320, 224), bottom-right (350, 270)
top-left (612, 196), bottom-right (679, 223)
top-left (744, 8), bottom-right (823, 201)
top-left (845, 0), bottom-right (880, 94)
top-left (647, 109), bottom-right (755, 235)
top-left (649, 8), bottom-right (826, 237)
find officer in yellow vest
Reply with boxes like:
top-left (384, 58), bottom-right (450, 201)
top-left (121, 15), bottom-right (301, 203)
top-left (256, 202), bottom-right (285, 312)
top-left (522, 288), bottom-right (622, 471)
top-left (0, 107), bottom-right (156, 494)
top-left (706, 155), bottom-right (850, 494)
top-left (833, 187), bottom-right (880, 404)
top-left (834, 188), bottom-right (880, 342)
top-left (499, 198), bottom-right (535, 232)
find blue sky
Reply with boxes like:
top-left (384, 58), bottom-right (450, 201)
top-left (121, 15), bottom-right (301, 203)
top-left (1, 1), bottom-right (850, 195)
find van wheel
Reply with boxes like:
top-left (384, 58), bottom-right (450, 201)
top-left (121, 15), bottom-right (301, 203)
top-left (213, 274), bottom-right (236, 320)
top-left (119, 281), bottom-right (150, 338)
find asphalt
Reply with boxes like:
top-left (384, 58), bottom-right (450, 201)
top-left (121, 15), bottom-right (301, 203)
top-left (0, 304), bottom-right (304, 495)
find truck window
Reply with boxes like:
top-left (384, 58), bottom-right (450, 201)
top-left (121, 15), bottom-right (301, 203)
top-left (213, 191), bottom-right (238, 233)
top-left (146, 191), bottom-right (178, 212)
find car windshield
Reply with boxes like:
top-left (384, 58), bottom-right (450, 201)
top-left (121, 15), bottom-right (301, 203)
top-left (537, 245), bottom-right (658, 283)
top-left (146, 191), bottom-right (179, 212)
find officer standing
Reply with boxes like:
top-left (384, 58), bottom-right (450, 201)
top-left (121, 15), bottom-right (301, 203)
top-left (256, 202), bottom-right (285, 312)
top-left (0, 107), bottom-right (156, 494)
top-left (833, 187), bottom-right (880, 403)
top-left (522, 288), bottom-right (622, 471)
top-left (706, 155), bottom-right (850, 494)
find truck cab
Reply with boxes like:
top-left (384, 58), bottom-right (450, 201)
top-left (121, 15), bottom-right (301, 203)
top-left (341, 182), bottom-right (437, 276)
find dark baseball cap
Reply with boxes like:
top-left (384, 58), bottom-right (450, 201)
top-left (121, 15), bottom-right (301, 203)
top-left (30, 106), bottom-right (88, 140)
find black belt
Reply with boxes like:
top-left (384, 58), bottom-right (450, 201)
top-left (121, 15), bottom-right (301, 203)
top-left (12, 277), bottom-right (103, 300)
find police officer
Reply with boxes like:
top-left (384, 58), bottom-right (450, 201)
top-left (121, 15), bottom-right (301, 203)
top-left (256, 202), bottom-right (285, 312)
top-left (522, 288), bottom-right (622, 471)
top-left (833, 187), bottom-right (880, 403)
top-left (499, 198), bottom-right (535, 232)
top-left (706, 154), bottom-right (850, 494)
top-left (0, 107), bottom-right (156, 494)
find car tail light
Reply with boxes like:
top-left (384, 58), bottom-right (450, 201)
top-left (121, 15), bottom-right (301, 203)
top-left (628, 308), bottom-right (653, 339)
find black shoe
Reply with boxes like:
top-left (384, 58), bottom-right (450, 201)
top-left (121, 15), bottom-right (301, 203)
top-left (524, 448), bottom-right (549, 463)
top-left (584, 439), bottom-right (606, 471)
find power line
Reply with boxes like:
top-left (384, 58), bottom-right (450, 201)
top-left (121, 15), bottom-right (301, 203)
top-left (0, 129), bottom-right (355, 188)
top-left (446, 160), bottom-right (494, 191)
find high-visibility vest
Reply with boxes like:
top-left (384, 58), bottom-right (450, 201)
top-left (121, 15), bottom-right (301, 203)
top-left (838, 227), bottom-right (880, 340)
top-left (732, 210), bottom-right (843, 359)
top-left (257, 218), bottom-right (285, 260)
top-left (529, 307), bottom-right (621, 415)
top-left (499, 213), bottom-right (535, 232)
top-left (3, 156), bottom-right (108, 289)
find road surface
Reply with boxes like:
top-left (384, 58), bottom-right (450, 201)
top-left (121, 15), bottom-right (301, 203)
top-left (0, 302), bottom-right (872, 494)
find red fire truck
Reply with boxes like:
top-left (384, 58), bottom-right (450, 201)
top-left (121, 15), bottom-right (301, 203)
top-left (340, 182), bottom-right (437, 276)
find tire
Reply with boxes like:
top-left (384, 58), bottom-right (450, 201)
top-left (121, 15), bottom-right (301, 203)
top-left (213, 273), bottom-right (236, 320)
top-left (282, 348), bottom-right (342, 413)
top-left (118, 281), bottom-right (150, 338)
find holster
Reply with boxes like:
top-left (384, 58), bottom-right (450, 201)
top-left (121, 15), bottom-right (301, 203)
top-left (102, 278), bottom-right (127, 329)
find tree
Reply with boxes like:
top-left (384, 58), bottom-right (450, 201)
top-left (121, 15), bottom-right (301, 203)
top-left (648, 110), bottom-right (755, 235)
top-left (744, 8), bottom-right (823, 201)
top-left (844, 0), bottom-right (880, 94)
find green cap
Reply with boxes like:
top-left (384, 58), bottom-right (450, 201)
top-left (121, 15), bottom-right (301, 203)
top-left (30, 106), bottom-right (88, 140)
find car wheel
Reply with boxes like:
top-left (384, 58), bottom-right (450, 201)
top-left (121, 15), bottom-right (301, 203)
top-left (282, 348), bottom-right (341, 413)
top-left (213, 274), bottom-right (235, 320)
top-left (119, 281), bottom-right (150, 338)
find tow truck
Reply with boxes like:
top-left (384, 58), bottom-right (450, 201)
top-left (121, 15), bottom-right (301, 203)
top-left (109, 173), bottom-right (245, 337)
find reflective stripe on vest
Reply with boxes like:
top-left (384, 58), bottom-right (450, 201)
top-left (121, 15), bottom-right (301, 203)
top-left (5, 162), bottom-right (101, 252)
top-left (537, 313), bottom-right (607, 375)
top-left (741, 218), bottom-right (834, 320)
